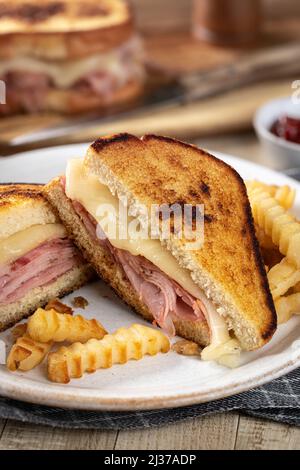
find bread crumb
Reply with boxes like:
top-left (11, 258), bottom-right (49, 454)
top-left (72, 296), bottom-right (89, 309)
top-left (172, 339), bottom-right (202, 356)
top-left (11, 323), bottom-right (27, 340)
top-left (45, 298), bottom-right (73, 315)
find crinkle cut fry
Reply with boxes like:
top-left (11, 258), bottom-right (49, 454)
top-left (247, 181), bottom-right (296, 210)
top-left (248, 187), bottom-right (300, 268)
top-left (275, 292), bottom-right (300, 324)
top-left (27, 308), bottom-right (107, 343)
top-left (275, 185), bottom-right (296, 210)
top-left (48, 324), bottom-right (170, 383)
top-left (7, 335), bottom-right (52, 372)
top-left (268, 257), bottom-right (300, 299)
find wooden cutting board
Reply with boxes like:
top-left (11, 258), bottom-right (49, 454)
top-left (0, 23), bottom-right (298, 152)
top-left (0, 79), bottom-right (292, 151)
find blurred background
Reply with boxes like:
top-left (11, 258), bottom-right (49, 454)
top-left (1, 0), bottom-right (300, 174)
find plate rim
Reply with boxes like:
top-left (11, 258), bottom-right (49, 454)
top-left (0, 351), bottom-right (299, 411)
top-left (1, 142), bottom-right (300, 411)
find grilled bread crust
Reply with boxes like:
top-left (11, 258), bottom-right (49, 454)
top-left (0, 0), bottom-right (133, 60)
top-left (1, 79), bottom-right (143, 115)
top-left (0, 182), bottom-right (44, 201)
top-left (0, 183), bottom-right (58, 239)
top-left (84, 134), bottom-right (277, 350)
top-left (44, 178), bottom-right (211, 347)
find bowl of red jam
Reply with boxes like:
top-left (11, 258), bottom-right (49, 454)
top-left (254, 97), bottom-right (300, 170)
top-left (271, 116), bottom-right (300, 145)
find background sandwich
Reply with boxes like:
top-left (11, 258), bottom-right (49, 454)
top-left (0, 0), bottom-right (144, 114)
top-left (0, 184), bottom-right (94, 331)
top-left (44, 134), bottom-right (277, 366)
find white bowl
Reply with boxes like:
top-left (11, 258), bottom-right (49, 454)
top-left (254, 97), bottom-right (300, 170)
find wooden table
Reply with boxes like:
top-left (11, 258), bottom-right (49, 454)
top-left (0, 130), bottom-right (300, 450)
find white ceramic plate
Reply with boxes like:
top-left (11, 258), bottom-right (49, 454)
top-left (0, 143), bottom-right (300, 411)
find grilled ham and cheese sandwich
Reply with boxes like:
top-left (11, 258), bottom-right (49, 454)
top-left (0, 184), bottom-right (94, 331)
top-left (44, 134), bottom-right (277, 367)
top-left (0, 0), bottom-right (144, 114)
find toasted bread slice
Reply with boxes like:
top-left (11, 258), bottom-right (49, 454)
top-left (0, 0), bottom-right (133, 60)
top-left (44, 178), bottom-right (211, 347)
top-left (0, 183), bottom-right (57, 239)
top-left (83, 134), bottom-right (277, 351)
top-left (0, 183), bottom-right (94, 331)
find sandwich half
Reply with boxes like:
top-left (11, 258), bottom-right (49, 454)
top-left (0, 184), bottom-right (94, 331)
top-left (44, 134), bottom-right (277, 366)
top-left (0, 0), bottom-right (144, 114)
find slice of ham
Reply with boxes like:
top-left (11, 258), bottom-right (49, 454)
top-left (74, 72), bottom-right (116, 100)
top-left (112, 249), bottom-right (205, 336)
top-left (72, 200), bottom-right (206, 336)
top-left (1, 37), bottom-right (144, 114)
top-left (72, 200), bottom-right (100, 241)
top-left (3, 71), bottom-right (50, 112)
top-left (0, 238), bottom-right (81, 306)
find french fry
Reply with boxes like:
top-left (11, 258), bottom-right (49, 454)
top-left (27, 308), bottom-right (107, 344)
top-left (247, 181), bottom-right (296, 210)
top-left (7, 335), bottom-right (52, 372)
top-left (293, 281), bottom-right (300, 293)
top-left (48, 324), bottom-right (170, 383)
top-left (268, 257), bottom-right (300, 299)
top-left (275, 185), bottom-right (296, 210)
top-left (255, 224), bottom-right (277, 250)
top-left (45, 298), bottom-right (73, 315)
top-left (247, 180), bottom-right (277, 195)
top-left (275, 293), bottom-right (300, 324)
top-left (11, 323), bottom-right (27, 340)
top-left (248, 187), bottom-right (300, 268)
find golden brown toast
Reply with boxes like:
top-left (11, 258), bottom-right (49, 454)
top-left (0, 183), bottom-right (43, 202)
top-left (44, 178), bottom-right (211, 347)
top-left (0, 183), bottom-right (58, 239)
top-left (0, 0), bottom-right (133, 60)
top-left (84, 134), bottom-right (277, 350)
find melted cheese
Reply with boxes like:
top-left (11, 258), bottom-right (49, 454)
top-left (199, 297), bottom-right (241, 367)
top-left (66, 159), bottom-right (206, 299)
top-left (66, 159), bottom-right (241, 367)
top-left (0, 224), bottom-right (66, 267)
top-left (0, 37), bottom-right (143, 88)
top-left (0, 54), bottom-right (122, 88)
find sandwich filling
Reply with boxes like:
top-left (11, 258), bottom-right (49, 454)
top-left (64, 159), bottom-right (241, 367)
top-left (0, 36), bottom-right (144, 112)
top-left (0, 224), bottom-right (83, 306)
top-left (72, 199), bottom-right (206, 335)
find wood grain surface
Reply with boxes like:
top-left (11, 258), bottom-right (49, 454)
top-left (0, 414), bottom-right (300, 450)
top-left (236, 416), bottom-right (300, 450)
top-left (0, 79), bottom-right (292, 153)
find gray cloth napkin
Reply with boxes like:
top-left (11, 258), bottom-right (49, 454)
top-left (0, 368), bottom-right (299, 430)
